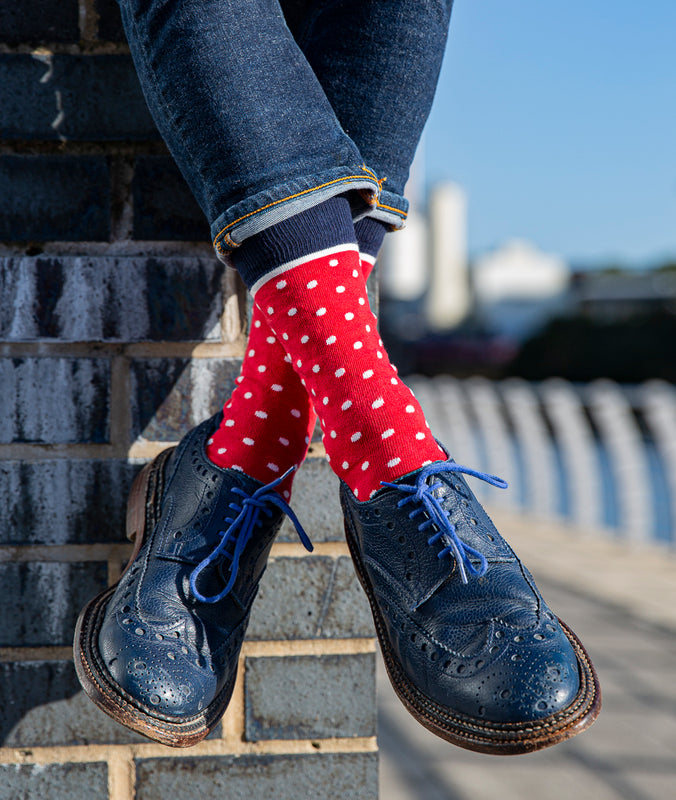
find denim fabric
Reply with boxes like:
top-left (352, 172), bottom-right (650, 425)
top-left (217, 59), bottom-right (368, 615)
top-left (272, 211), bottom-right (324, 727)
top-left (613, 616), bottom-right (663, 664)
top-left (117, 0), bottom-right (453, 257)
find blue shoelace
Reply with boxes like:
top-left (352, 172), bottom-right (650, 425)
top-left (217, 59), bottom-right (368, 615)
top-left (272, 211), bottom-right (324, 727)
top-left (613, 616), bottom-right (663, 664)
top-left (381, 461), bottom-right (508, 584)
top-left (189, 468), bottom-right (312, 604)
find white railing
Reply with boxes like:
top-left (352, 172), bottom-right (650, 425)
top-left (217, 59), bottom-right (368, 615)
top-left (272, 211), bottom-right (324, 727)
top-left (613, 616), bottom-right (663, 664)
top-left (407, 375), bottom-right (676, 548)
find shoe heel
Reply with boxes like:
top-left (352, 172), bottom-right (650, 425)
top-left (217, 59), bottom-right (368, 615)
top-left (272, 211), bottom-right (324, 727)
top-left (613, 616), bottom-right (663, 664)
top-left (126, 447), bottom-right (174, 544)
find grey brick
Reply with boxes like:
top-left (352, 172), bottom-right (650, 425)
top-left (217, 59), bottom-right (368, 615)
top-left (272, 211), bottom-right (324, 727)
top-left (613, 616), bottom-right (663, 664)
top-left (4, 684), bottom-right (222, 747)
top-left (96, 0), bottom-right (126, 42)
top-left (1, 562), bottom-right (107, 647)
top-left (0, 660), bottom-right (80, 745)
top-left (278, 458), bottom-right (344, 542)
top-left (244, 653), bottom-right (375, 741)
top-left (4, 683), bottom-right (157, 747)
top-left (318, 556), bottom-right (374, 639)
top-left (0, 762), bottom-right (108, 800)
top-left (0, 55), bottom-right (158, 141)
top-left (135, 752), bottom-right (377, 800)
top-left (0, 357), bottom-right (110, 443)
top-left (0, 2), bottom-right (79, 45)
top-left (130, 358), bottom-right (241, 441)
top-left (133, 156), bottom-right (209, 241)
top-left (0, 459), bottom-right (138, 545)
top-left (0, 255), bottom-right (225, 342)
top-left (248, 556), bottom-right (373, 641)
top-left (0, 156), bottom-right (110, 242)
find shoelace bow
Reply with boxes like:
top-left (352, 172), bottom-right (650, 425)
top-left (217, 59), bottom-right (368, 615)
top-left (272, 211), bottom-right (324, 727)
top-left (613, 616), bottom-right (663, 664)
top-left (381, 461), bottom-right (508, 584)
top-left (189, 468), bottom-right (312, 603)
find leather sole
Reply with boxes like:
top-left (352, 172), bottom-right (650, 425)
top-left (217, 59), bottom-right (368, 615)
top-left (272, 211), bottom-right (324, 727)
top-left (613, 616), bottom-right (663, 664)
top-left (343, 508), bottom-right (602, 755)
top-left (73, 448), bottom-right (236, 748)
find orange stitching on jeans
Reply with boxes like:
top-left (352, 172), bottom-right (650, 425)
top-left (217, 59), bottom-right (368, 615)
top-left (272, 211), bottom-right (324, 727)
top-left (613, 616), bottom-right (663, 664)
top-left (377, 202), bottom-right (408, 218)
top-left (213, 174), bottom-right (379, 252)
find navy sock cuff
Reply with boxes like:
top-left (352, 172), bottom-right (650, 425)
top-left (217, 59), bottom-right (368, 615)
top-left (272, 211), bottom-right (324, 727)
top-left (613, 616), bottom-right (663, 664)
top-left (232, 196), bottom-right (356, 289)
top-left (354, 217), bottom-right (388, 259)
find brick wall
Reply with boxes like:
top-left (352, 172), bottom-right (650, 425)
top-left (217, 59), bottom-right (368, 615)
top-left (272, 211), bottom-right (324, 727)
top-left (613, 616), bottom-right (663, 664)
top-left (0, 4), bottom-right (378, 798)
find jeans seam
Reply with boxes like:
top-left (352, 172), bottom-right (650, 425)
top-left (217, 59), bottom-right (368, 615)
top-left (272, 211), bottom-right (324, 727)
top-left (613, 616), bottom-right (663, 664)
top-left (213, 169), bottom-right (379, 253)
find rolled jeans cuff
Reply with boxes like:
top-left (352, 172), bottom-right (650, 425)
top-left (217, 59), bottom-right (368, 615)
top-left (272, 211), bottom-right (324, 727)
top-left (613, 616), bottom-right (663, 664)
top-left (360, 188), bottom-right (409, 230)
top-left (211, 165), bottom-right (383, 259)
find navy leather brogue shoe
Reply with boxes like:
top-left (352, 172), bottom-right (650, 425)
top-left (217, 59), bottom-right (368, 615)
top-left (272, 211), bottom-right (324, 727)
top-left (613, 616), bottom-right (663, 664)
top-left (341, 458), bottom-right (601, 755)
top-left (75, 415), bottom-right (311, 747)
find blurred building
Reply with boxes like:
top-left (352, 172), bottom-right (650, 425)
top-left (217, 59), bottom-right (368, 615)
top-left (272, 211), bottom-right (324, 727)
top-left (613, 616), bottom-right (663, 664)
top-left (473, 240), bottom-right (571, 340)
top-left (573, 269), bottom-right (676, 321)
top-left (425, 183), bottom-right (471, 330)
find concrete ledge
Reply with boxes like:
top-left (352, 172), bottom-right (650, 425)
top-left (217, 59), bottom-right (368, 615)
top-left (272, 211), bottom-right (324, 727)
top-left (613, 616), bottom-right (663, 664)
top-left (489, 508), bottom-right (676, 634)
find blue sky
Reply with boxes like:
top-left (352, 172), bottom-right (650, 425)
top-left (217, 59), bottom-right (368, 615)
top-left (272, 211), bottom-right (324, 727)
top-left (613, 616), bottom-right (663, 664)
top-left (423, 0), bottom-right (676, 267)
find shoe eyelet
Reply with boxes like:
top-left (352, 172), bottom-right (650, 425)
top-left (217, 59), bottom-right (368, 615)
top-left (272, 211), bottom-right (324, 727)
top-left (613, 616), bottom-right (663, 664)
top-left (167, 652), bottom-right (176, 660)
top-left (122, 618), bottom-right (132, 625)
top-left (475, 659), bottom-right (484, 669)
top-left (421, 643), bottom-right (427, 652)
top-left (155, 633), bottom-right (163, 641)
top-left (489, 645), bottom-right (499, 654)
top-left (407, 551), bottom-right (414, 559)
top-left (511, 653), bottom-right (522, 661)
top-left (513, 635), bottom-right (524, 642)
top-left (405, 572), bottom-right (412, 580)
top-left (501, 689), bottom-right (511, 699)
top-left (469, 518), bottom-right (478, 526)
top-left (174, 531), bottom-right (183, 539)
top-left (373, 509), bottom-right (381, 517)
top-left (456, 664), bottom-right (466, 674)
top-left (135, 627), bottom-right (145, 636)
top-left (430, 652), bottom-right (439, 661)
top-left (410, 633), bottom-right (417, 642)
top-left (386, 521), bottom-right (395, 530)
top-left (122, 605), bottom-right (131, 613)
top-left (534, 633), bottom-right (545, 641)
top-left (495, 630), bottom-right (503, 639)
top-left (443, 660), bottom-right (451, 670)
top-left (398, 536), bottom-right (405, 544)
top-left (486, 533), bottom-right (494, 541)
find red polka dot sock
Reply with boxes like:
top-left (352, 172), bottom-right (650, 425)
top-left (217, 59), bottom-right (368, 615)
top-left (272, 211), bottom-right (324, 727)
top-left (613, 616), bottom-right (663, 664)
top-left (253, 246), bottom-right (446, 499)
top-left (205, 302), bottom-right (314, 499)
top-left (205, 241), bottom-right (379, 499)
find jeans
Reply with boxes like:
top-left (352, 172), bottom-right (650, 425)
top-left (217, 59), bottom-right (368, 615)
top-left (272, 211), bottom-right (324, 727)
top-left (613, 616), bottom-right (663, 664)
top-left (117, 0), bottom-right (454, 259)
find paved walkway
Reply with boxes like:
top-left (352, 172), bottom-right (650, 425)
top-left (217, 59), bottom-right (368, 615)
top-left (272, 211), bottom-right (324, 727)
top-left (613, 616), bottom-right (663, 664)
top-left (378, 511), bottom-right (676, 800)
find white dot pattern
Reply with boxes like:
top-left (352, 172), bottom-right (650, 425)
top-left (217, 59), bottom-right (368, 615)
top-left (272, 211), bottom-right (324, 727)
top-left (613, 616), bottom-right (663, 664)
top-left (247, 247), bottom-right (446, 497)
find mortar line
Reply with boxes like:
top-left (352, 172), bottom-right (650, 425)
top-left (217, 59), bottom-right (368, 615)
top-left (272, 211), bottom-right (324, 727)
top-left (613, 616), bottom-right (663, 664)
top-left (241, 638), bottom-right (375, 657)
top-left (0, 541), bottom-right (346, 564)
top-left (0, 543), bottom-right (132, 564)
top-left (0, 646), bottom-right (73, 663)
top-left (0, 736), bottom-right (378, 765)
top-left (107, 750), bottom-right (135, 800)
top-left (220, 654), bottom-right (246, 743)
top-left (270, 541), bottom-right (349, 558)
